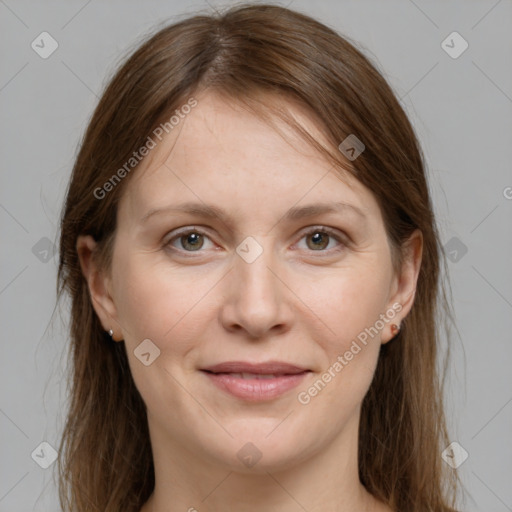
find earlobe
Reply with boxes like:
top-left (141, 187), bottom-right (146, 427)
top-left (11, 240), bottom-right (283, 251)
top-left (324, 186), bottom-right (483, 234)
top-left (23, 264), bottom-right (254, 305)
top-left (76, 235), bottom-right (119, 336)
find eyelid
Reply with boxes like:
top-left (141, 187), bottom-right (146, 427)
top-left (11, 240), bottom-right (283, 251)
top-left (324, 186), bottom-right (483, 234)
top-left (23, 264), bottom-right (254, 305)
top-left (163, 225), bottom-right (348, 254)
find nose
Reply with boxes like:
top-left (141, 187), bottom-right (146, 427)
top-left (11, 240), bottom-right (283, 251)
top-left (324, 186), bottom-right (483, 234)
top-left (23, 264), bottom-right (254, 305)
top-left (219, 240), bottom-right (293, 340)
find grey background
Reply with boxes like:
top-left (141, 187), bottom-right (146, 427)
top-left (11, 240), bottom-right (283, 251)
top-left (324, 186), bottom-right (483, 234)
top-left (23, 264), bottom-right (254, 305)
top-left (1, 1), bottom-right (511, 511)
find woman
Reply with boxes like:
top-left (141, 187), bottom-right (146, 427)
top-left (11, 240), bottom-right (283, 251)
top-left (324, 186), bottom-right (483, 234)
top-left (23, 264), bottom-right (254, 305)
top-left (56, 3), bottom-right (463, 511)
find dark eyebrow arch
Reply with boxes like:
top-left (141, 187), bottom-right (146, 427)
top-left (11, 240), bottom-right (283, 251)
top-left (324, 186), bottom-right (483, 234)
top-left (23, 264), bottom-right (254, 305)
top-left (140, 201), bottom-right (368, 226)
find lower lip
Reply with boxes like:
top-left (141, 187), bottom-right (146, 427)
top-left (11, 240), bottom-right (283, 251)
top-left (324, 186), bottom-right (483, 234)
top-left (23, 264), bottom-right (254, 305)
top-left (202, 371), bottom-right (310, 401)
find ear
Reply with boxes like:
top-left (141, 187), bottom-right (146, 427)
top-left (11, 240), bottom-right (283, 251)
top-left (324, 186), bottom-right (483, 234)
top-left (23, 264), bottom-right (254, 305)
top-left (76, 235), bottom-right (122, 341)
top-left (382, 228), bottom-right (423, 344)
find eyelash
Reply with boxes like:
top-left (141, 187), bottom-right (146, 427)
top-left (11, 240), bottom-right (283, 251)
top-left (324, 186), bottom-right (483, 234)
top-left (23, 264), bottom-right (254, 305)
top-left (163, 225), bottom-right (348, 256)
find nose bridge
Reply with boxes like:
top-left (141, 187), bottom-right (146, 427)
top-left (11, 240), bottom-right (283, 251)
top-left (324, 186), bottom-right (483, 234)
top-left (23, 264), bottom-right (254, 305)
top-left (222, 234), bottom-right (289, 337)
top-left (235, 234), bottom-right (278, 301)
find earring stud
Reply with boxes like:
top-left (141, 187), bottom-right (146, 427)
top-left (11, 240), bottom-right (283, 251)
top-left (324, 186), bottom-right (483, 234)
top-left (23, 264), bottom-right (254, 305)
top-left (390, 323), bottom-right (401, 337)
top-left (108, 329), bottom-right (114, 337)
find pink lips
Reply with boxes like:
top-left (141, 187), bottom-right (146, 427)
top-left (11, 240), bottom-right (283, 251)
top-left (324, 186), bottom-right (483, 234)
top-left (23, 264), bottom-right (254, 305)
top-left (201, 361), bottom-right (311, 402)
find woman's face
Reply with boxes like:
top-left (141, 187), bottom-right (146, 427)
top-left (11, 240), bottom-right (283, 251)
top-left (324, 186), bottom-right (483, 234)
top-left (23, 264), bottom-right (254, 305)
top-left (83, 91), bottom-right (421, 473)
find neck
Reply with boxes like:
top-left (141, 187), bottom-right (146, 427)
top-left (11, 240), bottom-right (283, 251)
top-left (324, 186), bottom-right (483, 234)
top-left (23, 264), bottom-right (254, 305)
top-left (142, 413), bottom-right (390, 512)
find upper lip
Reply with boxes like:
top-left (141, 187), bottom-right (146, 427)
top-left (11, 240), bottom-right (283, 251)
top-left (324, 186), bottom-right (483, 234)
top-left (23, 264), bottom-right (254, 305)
top-left (201, 361), bottom-right (310, 375)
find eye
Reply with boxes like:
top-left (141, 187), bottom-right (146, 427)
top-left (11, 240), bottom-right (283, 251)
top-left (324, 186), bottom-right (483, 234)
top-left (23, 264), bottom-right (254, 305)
top-left (295, 226), bottom-right (346, 253)
top-left (164, 227), bottom-right (215, 253)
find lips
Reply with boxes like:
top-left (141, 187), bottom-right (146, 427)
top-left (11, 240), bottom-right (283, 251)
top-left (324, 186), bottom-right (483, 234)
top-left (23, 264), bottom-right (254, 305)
top-left (201, 361), bottom-right (308, 375)
top-left (200, 361), bottom-right (311, 401)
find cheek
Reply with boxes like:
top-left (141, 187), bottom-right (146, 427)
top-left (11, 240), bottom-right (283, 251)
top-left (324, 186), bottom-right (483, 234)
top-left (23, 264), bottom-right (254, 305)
top-left (296, 262), bottom-right (391, 345)
top-left (112, 254), bottom-right (218, 351)
top-left (291, 260), bottom-right (391, 405)
top-left (111, 256), bottom-right (216, 409)
top-left (294, 272), bottom-right (386, 414)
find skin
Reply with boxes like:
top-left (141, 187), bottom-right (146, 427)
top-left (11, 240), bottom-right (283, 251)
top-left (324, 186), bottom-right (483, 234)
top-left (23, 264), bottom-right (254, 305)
top-left (77, 90), bottom-right (422, 512)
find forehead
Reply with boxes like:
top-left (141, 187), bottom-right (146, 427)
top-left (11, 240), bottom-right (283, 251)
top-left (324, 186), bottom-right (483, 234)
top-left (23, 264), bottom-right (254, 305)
top-left (119, 90), bottom-right (378, 223)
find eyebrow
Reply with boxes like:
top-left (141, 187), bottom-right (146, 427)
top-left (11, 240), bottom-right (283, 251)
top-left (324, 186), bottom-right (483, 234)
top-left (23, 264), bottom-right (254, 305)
top-left (139, 201), bottom-right (368, 226)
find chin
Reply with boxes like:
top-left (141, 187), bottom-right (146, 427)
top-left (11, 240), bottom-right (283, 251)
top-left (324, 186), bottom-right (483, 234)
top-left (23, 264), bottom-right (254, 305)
top-left (195, 424), bottom-right (315, 474)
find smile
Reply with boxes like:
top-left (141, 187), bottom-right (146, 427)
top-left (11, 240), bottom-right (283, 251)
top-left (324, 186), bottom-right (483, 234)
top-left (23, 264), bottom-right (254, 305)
top-left (200, 363), bottom-right (311, 401)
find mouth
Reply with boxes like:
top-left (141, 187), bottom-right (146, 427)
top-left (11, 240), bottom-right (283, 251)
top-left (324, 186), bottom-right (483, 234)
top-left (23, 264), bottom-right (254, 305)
top-left (200, 361), bottom-right (312, 402)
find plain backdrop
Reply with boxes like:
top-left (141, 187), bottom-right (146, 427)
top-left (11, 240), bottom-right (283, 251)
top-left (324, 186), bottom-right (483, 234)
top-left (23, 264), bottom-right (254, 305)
top-left (1, 1), bottom-right (511, 511)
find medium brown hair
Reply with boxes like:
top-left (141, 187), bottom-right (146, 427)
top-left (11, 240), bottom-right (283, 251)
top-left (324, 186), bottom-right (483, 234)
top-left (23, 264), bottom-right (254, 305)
top-left (56, 3), bottom-right (463, 511)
